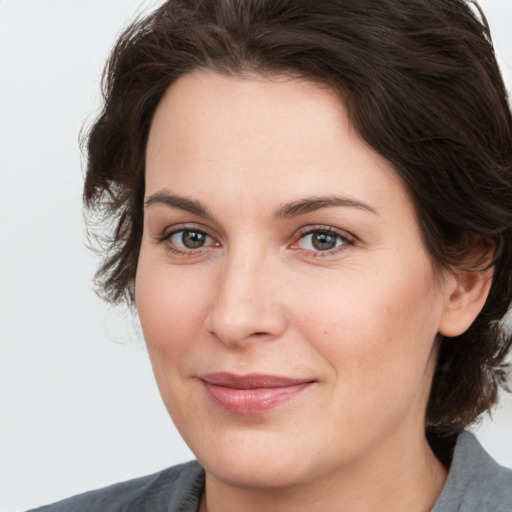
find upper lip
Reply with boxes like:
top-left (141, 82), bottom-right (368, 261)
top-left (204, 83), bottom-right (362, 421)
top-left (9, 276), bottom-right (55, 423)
top-left (199, 372), bottom-right (315, 389)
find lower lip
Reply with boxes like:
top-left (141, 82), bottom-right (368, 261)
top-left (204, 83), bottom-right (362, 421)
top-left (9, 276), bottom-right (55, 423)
top-left (202, 382), bottom-right (312, 415)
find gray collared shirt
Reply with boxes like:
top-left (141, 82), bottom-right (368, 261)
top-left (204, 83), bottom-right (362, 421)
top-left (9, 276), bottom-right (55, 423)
top-left (29, 432), bottom-right (512, 511)
top-left (431, 431), bottom-right (512, 511)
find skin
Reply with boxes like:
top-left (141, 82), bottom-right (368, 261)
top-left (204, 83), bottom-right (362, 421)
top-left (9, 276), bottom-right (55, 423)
top-left (136, 70), bottom-right (492, 512)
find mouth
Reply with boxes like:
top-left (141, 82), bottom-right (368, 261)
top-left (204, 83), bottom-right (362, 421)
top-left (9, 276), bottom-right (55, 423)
top-left (199, 372), bottom-right (316, 415)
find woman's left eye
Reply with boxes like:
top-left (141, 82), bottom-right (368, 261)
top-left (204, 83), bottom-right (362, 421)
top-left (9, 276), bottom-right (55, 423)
top-left (293, 228), bottom-right (351, 253)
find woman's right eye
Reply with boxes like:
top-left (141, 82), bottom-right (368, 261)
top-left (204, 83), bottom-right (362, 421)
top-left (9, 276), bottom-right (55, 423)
top-left (162, 228), bottom-right (218, 252)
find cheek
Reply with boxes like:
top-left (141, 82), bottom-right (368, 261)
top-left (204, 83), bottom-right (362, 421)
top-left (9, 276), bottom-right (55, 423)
top-left (294, 265), bottom-right (442, 391)
top-left (135, 258), bottom-right (213, 369)
top-left (134, 258), bottom-right (219, 434)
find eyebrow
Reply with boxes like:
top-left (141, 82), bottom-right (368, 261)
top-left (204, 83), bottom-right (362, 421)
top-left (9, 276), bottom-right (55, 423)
top-left (144, 191), bottom-right (211, 218)
top-left (273, 196), bottom-right (378, 219)
top-left (144, 191), bottom-right (377, 219)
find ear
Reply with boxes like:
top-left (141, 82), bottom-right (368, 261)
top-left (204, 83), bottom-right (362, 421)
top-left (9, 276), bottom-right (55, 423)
top-left (438, 264), bottom-right (493, 338)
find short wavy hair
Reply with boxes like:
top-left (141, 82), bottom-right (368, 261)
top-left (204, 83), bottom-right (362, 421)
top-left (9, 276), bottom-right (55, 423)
top-left (83, 0), bottom-right (512, 438)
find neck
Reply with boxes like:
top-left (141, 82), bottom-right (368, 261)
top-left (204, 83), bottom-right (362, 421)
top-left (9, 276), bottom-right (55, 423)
top-left (201, 428), bottom-right (448, 512)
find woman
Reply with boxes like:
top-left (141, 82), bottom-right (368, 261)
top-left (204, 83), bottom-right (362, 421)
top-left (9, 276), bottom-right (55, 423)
top-left (31, 0), bottom-right (512, 510)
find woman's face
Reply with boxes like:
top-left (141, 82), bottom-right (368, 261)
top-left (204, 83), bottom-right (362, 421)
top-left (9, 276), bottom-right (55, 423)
top-left (137, 70), bottom-right (455, 490)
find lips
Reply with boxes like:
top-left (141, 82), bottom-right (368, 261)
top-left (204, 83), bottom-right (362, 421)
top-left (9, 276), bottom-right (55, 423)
top-left (199, 372), bottom-right (315, 414)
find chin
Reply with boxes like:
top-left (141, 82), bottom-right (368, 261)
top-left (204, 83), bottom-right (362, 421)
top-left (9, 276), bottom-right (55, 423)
top-left (185, 424), bottom-right (334, 490)
top-left (203, 452), bottom-right (312, 490)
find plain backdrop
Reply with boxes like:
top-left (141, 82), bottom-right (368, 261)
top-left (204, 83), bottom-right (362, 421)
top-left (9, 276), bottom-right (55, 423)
top-left (1, 1), bottom-right (511, 510)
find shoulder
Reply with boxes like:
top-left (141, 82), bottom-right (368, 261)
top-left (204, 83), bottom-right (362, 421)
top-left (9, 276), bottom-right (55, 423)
top-left (27, 460), bottom-right (204, 512)
top-left (432, 431), bottom-right (512, 512)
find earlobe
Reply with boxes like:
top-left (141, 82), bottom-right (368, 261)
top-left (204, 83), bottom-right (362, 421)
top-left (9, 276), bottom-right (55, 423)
top-left (438, 266), bottom-right (494, 337)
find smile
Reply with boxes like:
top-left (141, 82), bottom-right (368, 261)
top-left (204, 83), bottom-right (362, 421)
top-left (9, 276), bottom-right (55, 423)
top-left (199, 373), bottom-right (315, 414)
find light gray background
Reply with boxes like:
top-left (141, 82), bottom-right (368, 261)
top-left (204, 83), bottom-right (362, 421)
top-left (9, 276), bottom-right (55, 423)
top-left (1, 1), bottom-right (511, 511)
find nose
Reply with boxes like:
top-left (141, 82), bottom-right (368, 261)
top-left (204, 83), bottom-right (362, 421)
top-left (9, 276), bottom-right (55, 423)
top-left (204, 247), bottom-right (287, 347)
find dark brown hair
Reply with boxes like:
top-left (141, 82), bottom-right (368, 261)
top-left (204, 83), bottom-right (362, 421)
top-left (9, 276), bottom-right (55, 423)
top-left (84, 0), bottom-right (512, 437)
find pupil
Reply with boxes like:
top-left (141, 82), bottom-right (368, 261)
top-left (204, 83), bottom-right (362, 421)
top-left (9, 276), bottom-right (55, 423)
top-left (182, 231), bottom-right (205, 249)
top-left (312, 232), bottom-right (337, 251)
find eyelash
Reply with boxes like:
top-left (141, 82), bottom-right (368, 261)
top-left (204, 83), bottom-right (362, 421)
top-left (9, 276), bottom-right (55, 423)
top-left (157, 225), bottom-right (217, 255)
top-left (290, 226), bottom-right (353, 256)
top-left (156, 225), bottom-right (354, 257)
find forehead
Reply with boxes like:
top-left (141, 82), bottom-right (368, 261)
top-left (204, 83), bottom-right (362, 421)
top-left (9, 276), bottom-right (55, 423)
top-left (145, 69), bottom-right (410, 217)
top-left (146, 70), bottom-right (347, 165)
